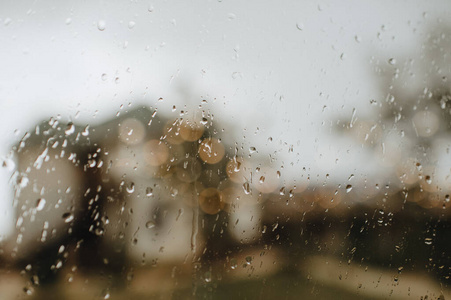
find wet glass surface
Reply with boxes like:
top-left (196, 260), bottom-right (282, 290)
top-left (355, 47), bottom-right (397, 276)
top-left (0, 1), bottom-right (451, 299)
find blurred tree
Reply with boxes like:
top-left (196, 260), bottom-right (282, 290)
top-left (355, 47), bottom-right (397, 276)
top-left (337, 25), bottom-right (451, 283)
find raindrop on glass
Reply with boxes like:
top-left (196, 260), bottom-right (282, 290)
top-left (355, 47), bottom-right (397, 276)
top-left (97, 20), bottom-right (106, 31)
top-left (62, 212), bottom-right (74, 223)
top-left (65, 122), bottom-right (75, 135)
top-left (4, 18), bottom-right (12, 26)
top-left (95, 228), bottom-right (105, 236)
top-left (243, 182), bottom-right (250, 194)
top-left (126, 182), bottom-right (135, 194)
top-left (204, 271), bottom-right (212, 282)
top-left (36, 198), bottom-right (46, 211)
top-left (227, 13), bottom-right (236, 20)
top-left (346, 185), bottom-right (352, 193)
top-left (145, 221), bottom-right (155, 229)
top-left (101, 289), bottom-right (110, 299)
top-left (230, 258), bottom-right (238, 269)
top-left (23, 287), bottom-right (34, 296)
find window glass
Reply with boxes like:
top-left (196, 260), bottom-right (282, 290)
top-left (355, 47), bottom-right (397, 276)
top-left (0, 1), bottom-right (450, 299)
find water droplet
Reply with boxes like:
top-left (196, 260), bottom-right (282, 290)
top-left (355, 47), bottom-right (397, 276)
top-left (62, 212), bottom-right (74, 223)
top-left (204, 271), bottom-right (212, 282)
top-left (424, 237), bottom-right (433, 245)
top-left (296, 22), bottom-right (304, 31)
top-left (2, 157), bottom-right (15, 171)
top-left (36, 198), bottom-right (46, 211)
top-left (97, 20), bottom-right (106, 31)
top-left (95, 228), bottom-right (104, 236)
top-left (65, 122), bottom-right (75, 135)
top-left (128, 21), bottom-right (136, 29)
top-left (243, 182), bottom-right (250, 194)
top-left (100, 215), bottom-right (109, 225)
top-left (249, 147), bottom-right (256, 153)
top-left (388, 58), bottom-right (396, 65)
top-left (279, 186), bottom-right (286, 195)
top-left (346, 185), bottom-right (352, 193)
top-left (65, 18), bottom-right (72, 25)
top-left (4, 18), bottom-right (12, 26)
top-left (55, 260), bottom-right (63, 269)
top-left (230, 258), bottom-right (238, 269)
top-left (245, 256), bottom-right (252, 265)
top-left (82, 125), bottom-right (89, 136)
top-left (17, 175), bottom-right (29, 188)
top-left (146, 187), bottom-right (153, 196)
top-left (425, 175), bottom-right (432, 184)
top-left (227, 13), bottom-right (236, 20)
top-left (33, 276), bottom-right (41, 287)
top-left (126, 182), bottom-right (135, 194)
top-left (23, 287), bottom-right (34, 295)
top-left (234, 161), bottom-right (242, 172)
top-left (101, 289), bottom-right (110, 299)
top-left (101, 73), bottom-right (108, 81)
top-left (145, 221), bottom-right (155, 229)
top-left (16, 216), bottom-right (23, 227)
top-left (176, 208), bottom-right (184, 221)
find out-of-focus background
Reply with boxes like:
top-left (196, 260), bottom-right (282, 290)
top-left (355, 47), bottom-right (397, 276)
top-left (1, 0), bottom-right (451, 299)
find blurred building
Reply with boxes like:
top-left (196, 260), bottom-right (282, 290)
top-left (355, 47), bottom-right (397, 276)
top-left (3, 100), bottom-right (451, 297)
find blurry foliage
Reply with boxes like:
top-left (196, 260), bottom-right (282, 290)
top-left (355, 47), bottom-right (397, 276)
top-left (336, 26), bottom-right (451, 283)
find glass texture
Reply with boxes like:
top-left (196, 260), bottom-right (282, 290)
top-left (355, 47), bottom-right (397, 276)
top-left (0, 1), bottom-right (450, 299)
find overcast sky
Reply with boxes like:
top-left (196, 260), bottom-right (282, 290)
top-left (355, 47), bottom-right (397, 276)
top-left (0, 0), bottom-right (449, 237)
